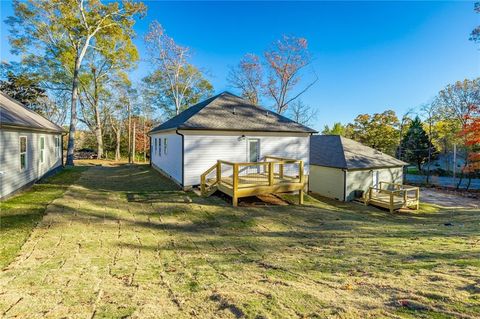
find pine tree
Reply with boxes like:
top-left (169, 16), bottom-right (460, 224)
top-left (400, 116), bottom-right (435, 171)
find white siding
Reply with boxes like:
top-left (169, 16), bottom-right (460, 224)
top-left (183, 132), bottom-right (310, 186)
top-left (309, 165), bottom-right (345, 200)
top-left (150, 132), bottom-right (183, 185)
top-left (346, 167), bottom-right (403, 201)
top-left (0, 129), bottom-right (62, 198)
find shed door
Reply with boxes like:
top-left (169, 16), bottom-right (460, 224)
top-left (247, 139), bottom-right (260, 162)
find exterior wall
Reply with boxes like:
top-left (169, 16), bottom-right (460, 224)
top-left (309, 165), bottom-right (345, 200)
top-left (0, 129), bottom-right (62, 199)
top-left (150, 132), bottom-right (183, 185)
top-left (345, 167), bottom-right (403, 201)
top-left (182, 131), bottom-right (310, 186)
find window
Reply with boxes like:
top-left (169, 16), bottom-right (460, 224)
top-left (154, 138), bottom-right (158, 155)
top-left (20, 136), bottom-right (27, 171)
top-left (164, 138), bottom-right (167, 155)
top-left (55, 136), bottom-right (60, 159)
top-left (40, 136), bottom-right (45, 164)
top-left (159, 138), bottom-right (162, 156)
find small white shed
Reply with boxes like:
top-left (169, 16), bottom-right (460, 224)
top-left (309, 135), bottom-right (407, 201)
top-left (149, 92), bottom-right (317, 188)
top-left (0, 91), bottom-right (64, 199)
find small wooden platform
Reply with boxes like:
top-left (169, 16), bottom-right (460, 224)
top-left (201, 156), bottom-right (305, 206)
top-left (364, 182), bottom-right (420, 212)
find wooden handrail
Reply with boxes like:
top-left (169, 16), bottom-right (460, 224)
top-left (201, 162), bottom-right (219, 195)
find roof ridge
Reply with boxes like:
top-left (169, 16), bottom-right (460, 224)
top-left (337, 135), bottom-right (349, 169)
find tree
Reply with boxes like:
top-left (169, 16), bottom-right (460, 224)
top-left (435, 78), bottom-right (480, 187)
top-left (142, 67), bottom-right (213, 119)
top-left (288, 100), bottom-right (317, 126)
top-left (400, 117), bottom-right (436, 171)
top-left (144, 21), bottom-right (213, 118)
top-left (470, 2), bottom-right (480, 42)
top-left (7, 0), bottom-right (146, 165)
top-left (347, 110), bottom-right (400, 156)
top-left (227, 54), bottom-right (263, 104)
top-left (421, 103), bottom-right (439, 183)
top-left (78, 26), bottom-right (139, 159)
top-left (322, 122), bottom-right (347, 136)
top-left (264, 35), bottom-right (317, 114)
top-left (0, 68), bottom-right (68, 125)
top-left (460, 105), bottom-right (480, 189)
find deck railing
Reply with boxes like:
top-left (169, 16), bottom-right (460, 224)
top-left (200, 156), bottom-right (305, 206)
top-left (365, 181), bottom-right (420, 212)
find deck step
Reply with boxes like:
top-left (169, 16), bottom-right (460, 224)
top-left (202, 186), bottom-right (218, 197)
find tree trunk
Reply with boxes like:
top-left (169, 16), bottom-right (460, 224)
top-left (132, 121), bottom-right (136, 163)
top-left (94, 125), bottom-right (103, 159)
top-left (127, 103), bottom-right (132, 164)
top-left (66, 61), bottom-right (80, 166)
top-left (115, 127), bottom-right (121, 161)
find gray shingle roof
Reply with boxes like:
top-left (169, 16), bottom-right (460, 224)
top-left (0, 91), bottom-right (64, 133)
top-left (150, 92), bottom-right (317, 133)
top-left (310, 135), bottom-right (407, 169)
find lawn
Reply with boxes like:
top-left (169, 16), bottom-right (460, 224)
top-left (0, 166), bottom-right (87, 269)
top-left (0, 162), bottom-right (479, 318)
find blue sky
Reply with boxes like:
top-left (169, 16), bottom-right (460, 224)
top-left (1, 1), bottom-right (479, 131)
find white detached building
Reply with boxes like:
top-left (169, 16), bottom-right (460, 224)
top-left (0, 92), bottom-right (64, 199)
top-left (149, 92), bottom-right (317, 188)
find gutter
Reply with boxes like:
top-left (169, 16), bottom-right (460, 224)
top-left (175, 129), bottom-right (185, 187)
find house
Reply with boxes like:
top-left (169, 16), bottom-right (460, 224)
top-left (0, 91), bottom-right (64, 199)
top-left (309, 135), bottom-right (407, 201)
top-left (149, 92), bottom-right (317, 190)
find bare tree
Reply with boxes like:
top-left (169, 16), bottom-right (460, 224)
top-left (288, 100), bottom-right (317, 126)
top-left (264, 35), bottom-right (317, 114)
top-left (144, 21), bottom-right (213, 117)
top-left (227, 54), bottom-right (262, 104)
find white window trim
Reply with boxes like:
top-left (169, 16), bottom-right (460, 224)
top-left (19, 136), bottom-right (27, 171)
top-left (246, 138), bottom-right (261, 162)
top-left (55, 136), bottom-right (60, 159)
top-left (39, 136), bottom-right (45, 165)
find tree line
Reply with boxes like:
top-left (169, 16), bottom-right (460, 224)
top-left (0, 0), bottom-right (319, 165)
top-left (323, 78), bottom-right (480, 189)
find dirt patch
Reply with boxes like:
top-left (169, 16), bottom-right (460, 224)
top-left (420, 188), bottom-right (479, 208)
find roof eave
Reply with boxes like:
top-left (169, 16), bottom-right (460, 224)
top-left (0, 123), bottom-right (65, 134)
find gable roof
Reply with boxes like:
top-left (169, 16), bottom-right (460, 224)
top-left (310, 135), bottom-right (407, 169)
top-left (0, 91), bottom-right (64, 133)
top-left (150, 92), bottom-right (317, 134)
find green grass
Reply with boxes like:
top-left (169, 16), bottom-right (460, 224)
top-left (0, 162), bottom-right (479, 318)
top-left (0, 166), bottom-right (87, 269)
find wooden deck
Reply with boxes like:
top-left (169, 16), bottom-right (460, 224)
top-left (201, 156), bottom-right (305, 206)
top-left (364, 182), bottom-right (420, 212)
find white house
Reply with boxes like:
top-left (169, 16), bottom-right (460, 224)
top-left (0, 91), bottom-right (64, 199)
top-left (149, 92), bottom-right (317, 188)
top-left (309, 135), bottom-right (407, 201)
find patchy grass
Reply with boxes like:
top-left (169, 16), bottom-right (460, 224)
top-left (0, 163), bottom-right (479, 318)
top-left (0, 166), bottom-right (87, 269)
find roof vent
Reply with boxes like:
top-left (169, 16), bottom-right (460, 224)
top-left (232, 106), bottom-right (236, 115)
top-left (265, 111), bottom-right (269, 116)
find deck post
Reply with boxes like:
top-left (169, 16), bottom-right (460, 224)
top-left (299, 160), bottom-right (304, 183)
top-left (201, 174), bottom-right (206, 195)
top-left (279, 162), bottom-right (284, 178)
top-left (389, 192), bottom-right (394, 213)
top-left (299, 189), bottom-right (304, 205)
top-left (232, 164), bottom-right (239, 207)
top-left (403, 190), bottom-right (407, 208)
top-left (268, 162), bottom-right (274, 186)
top-left (216, 161), bottom-right (221, 185)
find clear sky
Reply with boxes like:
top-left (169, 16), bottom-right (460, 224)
top-left (1, 1), bottom-right (479, 131)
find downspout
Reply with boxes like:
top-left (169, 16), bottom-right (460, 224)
top-left (149, 135), bottom-right (152, 167)
top-left (175, 129), bottom-right (185, 187)
top-left (343, 169), bottom-right (347, 201)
